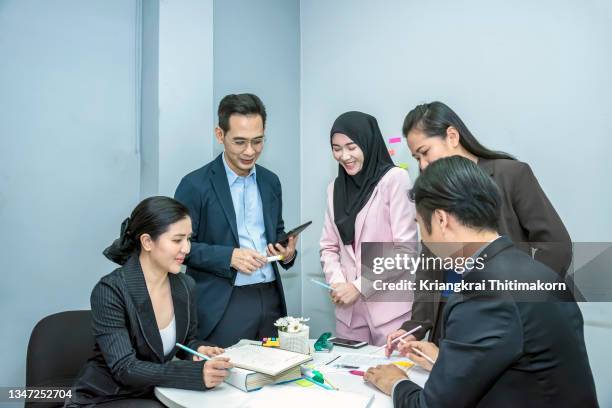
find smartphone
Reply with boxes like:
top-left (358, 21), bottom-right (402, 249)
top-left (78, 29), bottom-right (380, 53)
top-left (329, 337), bottom-right (368, 348)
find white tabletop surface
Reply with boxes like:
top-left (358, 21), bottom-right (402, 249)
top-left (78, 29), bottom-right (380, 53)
top-left (155, 342), bottom-right (429, 408)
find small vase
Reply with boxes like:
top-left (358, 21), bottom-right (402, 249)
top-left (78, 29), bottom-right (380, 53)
top-left (278, 326), bottom-right (310, 354)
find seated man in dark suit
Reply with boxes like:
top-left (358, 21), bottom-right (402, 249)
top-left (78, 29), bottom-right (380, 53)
top-left (365, 156), bottom-right (598, 407)
top-left (175, 93), bottom-right (297, 347)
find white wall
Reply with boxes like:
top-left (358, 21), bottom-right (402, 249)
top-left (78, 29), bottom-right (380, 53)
top-left (158, 0), bottom-right (215, 197)
top-left (300, 0), bottom-right (612, 404)
top-left (2, 0), bottom-right (610, 403)
top-left (0, 0), bottom-right (141, 390)
top-left (213, 0), bottom-right (302, 315)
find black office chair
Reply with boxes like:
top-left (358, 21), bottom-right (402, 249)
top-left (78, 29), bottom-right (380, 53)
top-left (26, 310), bottom-right (165, 408)
top-left (26, 310), bottom-right (94, 408)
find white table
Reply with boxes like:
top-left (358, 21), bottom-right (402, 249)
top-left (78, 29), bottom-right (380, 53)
top-left (155, 343), bottom-right (429, 408)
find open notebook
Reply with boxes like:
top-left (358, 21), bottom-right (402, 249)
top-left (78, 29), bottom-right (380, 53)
top-left (220, 344), bottom-right (312, 376)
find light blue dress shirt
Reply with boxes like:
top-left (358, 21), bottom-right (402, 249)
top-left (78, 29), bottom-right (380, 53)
top-left (222, 154), bottom-right (275, 285)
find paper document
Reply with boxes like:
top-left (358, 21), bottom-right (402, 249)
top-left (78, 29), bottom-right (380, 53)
top-left (333, 353), bottom-right (412, 370)
top-left (241, 385), bottom-right (373, 408)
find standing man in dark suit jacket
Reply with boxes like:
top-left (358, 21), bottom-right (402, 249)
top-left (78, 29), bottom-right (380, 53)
top-left (175, 93), bottom-right (297, 347)
top-left (366, 156), bottom-right (598, 408)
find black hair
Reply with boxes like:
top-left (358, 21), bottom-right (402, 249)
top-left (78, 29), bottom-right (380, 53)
top-left (218, 93), bottom-right (267, 132)
top-left (410, 156), bottom-right (501, 233)
top-left (403, 101), bottom-right (515, 161)
top-left (103, 196), bottom-right (190, 265)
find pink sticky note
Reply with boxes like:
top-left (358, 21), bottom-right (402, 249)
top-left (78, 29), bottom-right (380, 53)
top-left (389, 137), bottom-right (402, 144)
top-left (388, 148), bottom-right (396, 156)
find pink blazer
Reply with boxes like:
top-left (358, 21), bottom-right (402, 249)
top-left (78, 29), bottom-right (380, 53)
top-left (320, 167), bottom-right (417, 327)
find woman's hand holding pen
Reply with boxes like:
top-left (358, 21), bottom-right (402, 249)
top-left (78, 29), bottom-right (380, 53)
top-left (193, 346), bottom-right (224, 361)
top-left (202, 357), bottom-right (233, 388)
top-left (330, 282), bottom-right (360, 305)
top-left (399, 341), bottom-right (438, 371)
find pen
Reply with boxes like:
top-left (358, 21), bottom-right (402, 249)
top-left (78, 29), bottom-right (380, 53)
top-left (175, 343), bottom-right (209, 361)
top-left (349, 370), bottom-right (365, 376)
top-left (324, 377), bottom-right (339, 391)
top-left (369, 325), bottom-right (422, 354)
top-left (266, 255), bottom-right (284, 262)
top-left (311, 279), bottom-right (333, 290)
top-left (408, 346), bottom-right (436, 365)
top-left (335, 364), bottom-right (359, 369)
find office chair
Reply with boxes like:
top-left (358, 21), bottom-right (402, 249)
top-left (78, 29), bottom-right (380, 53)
top-left (26, 310), bottom-right (94, 408)
top-left (26, 310), bottom-right (165, 408)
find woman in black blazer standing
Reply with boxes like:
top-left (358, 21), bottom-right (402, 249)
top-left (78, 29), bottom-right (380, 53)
top-left (402, 101), bottom-right (571, 274)
top-left (386, 101), bottom-right (573, 350)
top-left (66, 196), bottom-right (232, 407)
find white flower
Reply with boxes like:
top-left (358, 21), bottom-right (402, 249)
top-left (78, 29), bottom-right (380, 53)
top-left (287, 321), bottom-right (302, 333)
top-left (274, 317), bottom-right (288, 328)
top-left (274, 316), bottom-right (310, 332)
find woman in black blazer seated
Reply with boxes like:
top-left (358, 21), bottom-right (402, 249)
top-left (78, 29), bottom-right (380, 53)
top-left (66, 197), bottom-right (232, 407)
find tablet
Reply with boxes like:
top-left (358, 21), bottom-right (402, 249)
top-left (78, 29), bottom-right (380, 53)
top-left (276, 221), bottom-right (312, 245)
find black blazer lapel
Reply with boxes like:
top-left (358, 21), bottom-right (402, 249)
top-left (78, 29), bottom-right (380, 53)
top-left (211, 154), bottom-right (239, 244)
top-left (256, 168), bottom-right (279, 244)
top-left (122, 256), bottom-right (164, 362)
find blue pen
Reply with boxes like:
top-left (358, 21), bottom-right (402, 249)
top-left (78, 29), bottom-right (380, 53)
top-left (175, 343), bottom-right (209, 360)
top-left (311, 279), bottom-right (333, 290)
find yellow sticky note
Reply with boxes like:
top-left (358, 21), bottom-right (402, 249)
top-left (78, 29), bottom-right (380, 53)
top-left (393, 361), bottom-right (414, 369)
top-left (294, 379), bottom-right (315, 387)
top-left (398, 163), bottom-right (409, 170)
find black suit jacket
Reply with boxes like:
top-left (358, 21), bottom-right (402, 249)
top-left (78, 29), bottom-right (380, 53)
top-left (174, 154), bottom-right (295, 339)
top-left (394, 237), bottom-right (598, 408)
top-left (67, 255), bottom-right (211, 407)
top-left (401, 158), bottom-right (573, 343)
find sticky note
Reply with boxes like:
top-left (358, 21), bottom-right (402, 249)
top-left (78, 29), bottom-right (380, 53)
top-left (389, 137), bottom-right (402, 144)
top-left (388, 148), bottom-right (396, 156)
top-left (393, 361), bottom-right (414, 369)
top-left (398, 163), bottom-right (409, 170)
top-left (294, 379), bottom-right (315, 387)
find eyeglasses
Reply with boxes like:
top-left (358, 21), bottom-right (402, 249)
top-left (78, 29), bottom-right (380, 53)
top-left (230, 137), bottom-right (265, 151)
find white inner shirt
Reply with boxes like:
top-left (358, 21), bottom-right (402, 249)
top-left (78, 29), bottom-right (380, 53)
top-left (159, 315), bottom-right (176, 356)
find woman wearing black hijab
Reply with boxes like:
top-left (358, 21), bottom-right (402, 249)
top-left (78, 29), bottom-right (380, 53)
top-left (320, 111), bottom-right (418, 346)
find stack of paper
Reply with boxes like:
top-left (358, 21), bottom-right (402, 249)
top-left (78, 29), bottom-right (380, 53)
top-left (225, 365), bottom-right (302, 392)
